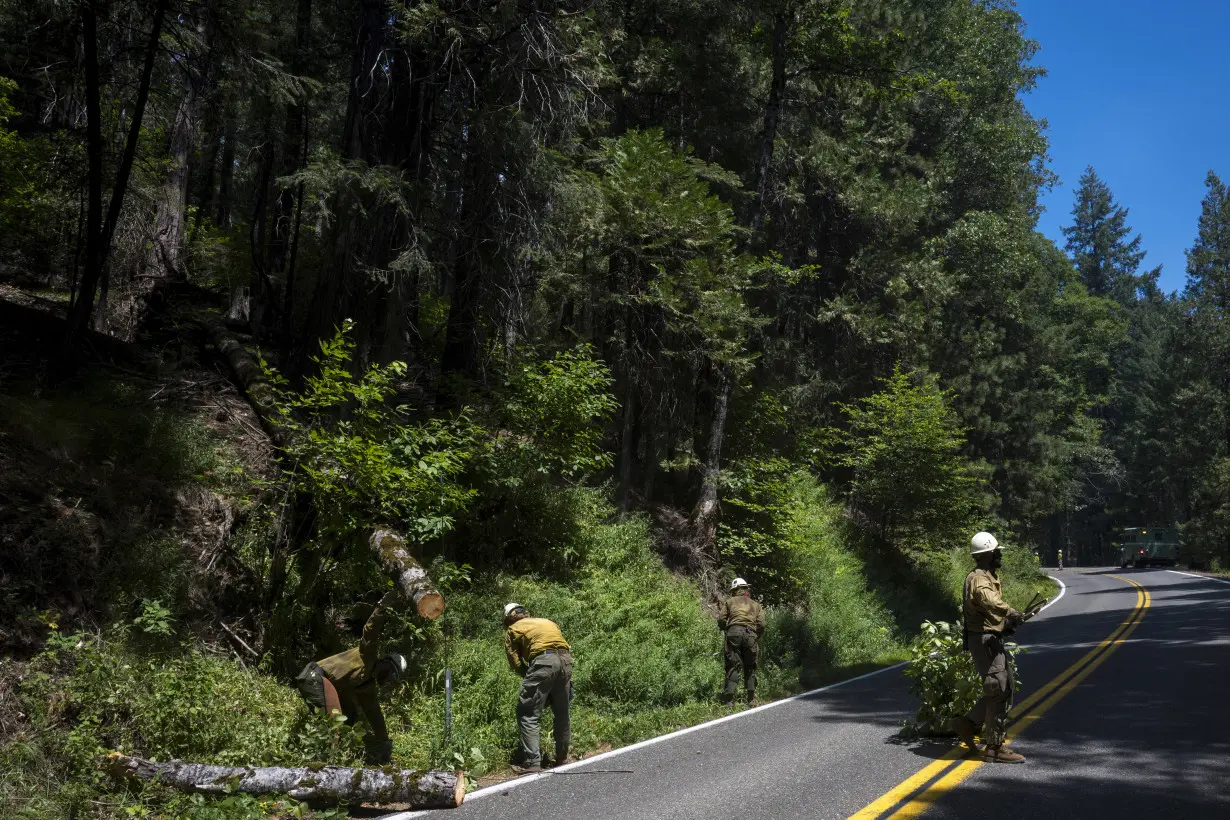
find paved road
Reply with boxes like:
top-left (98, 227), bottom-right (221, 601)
top-left (389, 569), bottom-right (1230, 819)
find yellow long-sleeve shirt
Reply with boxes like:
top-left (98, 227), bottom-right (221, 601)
top-left (963, 569), bottom-right (1019, 634)
top-left (505, 617), bottom-right (569, 675)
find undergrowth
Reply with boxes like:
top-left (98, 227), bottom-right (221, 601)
top-left (0, 368), bottom-right (1055, 818)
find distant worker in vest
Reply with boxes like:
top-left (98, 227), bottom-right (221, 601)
top-left (952, 532), bottom-right (1036, 764)
top-left (504, 603), bottom-right (573, 773)
top-left (718, 577), bottom-right (766, 706)
top-left (294, 589), bottom-right (407, 764)
top-left (1057, 548), bottom-right (1064, 570)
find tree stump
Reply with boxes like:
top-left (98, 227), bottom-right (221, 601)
top-left (104, 753), bottom-right (465, 808)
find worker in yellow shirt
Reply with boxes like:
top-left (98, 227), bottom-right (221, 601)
top-left (504, 602), bottom-right (572, 773)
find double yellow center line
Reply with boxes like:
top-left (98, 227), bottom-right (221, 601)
top-left (849, 575), bottom-right (1150, 820)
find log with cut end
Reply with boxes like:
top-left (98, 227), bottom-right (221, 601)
top-left (104, 753), bottom-right (464, 808)
top-left (370, 529), bottom-right (445, 620)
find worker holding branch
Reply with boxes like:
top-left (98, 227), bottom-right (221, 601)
top-left (952, 532), bottom-right (1046, 764)
top-left (294, 589), bottom-right (408, 764)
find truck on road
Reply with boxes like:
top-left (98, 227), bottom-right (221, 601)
top-left (1116, 527), bottom-right (1180, 568)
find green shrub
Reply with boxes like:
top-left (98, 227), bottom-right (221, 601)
top-left (901, 620), bottom-right (1022, 737)
top-left (752, 477), bottom-right (907, 687)
top-left (2, 631), bottom-right (361, 819)
top-left (265, 321), bottom-right (486, 544)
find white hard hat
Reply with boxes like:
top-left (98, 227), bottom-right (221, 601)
top-left (970, 532), bottom-right (1000, 555)
top-left (504, 602), bottom-right (524, 618)
top-left (384, 652), bottom-right (407, 682)
top-left (730, 577), bottom-right (750, 591)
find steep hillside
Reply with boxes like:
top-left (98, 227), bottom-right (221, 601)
top-left (0, 317), bottom-right (1052, 818)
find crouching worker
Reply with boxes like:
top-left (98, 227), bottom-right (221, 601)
top-left (295, 589), bottom-right (407, 764)
top-left (504, 603), bottom-right (572, 773)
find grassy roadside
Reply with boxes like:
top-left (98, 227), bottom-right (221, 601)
top-left (0, 371), bottom-right (1054, 819)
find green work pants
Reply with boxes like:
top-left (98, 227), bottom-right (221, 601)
top-left (723, 627), bottom-right (759, 701)
top-left (965, 632), bottom-right (1015, 747)
top-left (517, 650), bottom-right (572, 767)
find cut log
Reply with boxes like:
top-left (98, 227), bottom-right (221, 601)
top-left (370, 529), bottom-right (445, 620)
top-left (104, 753), bottom-right (464, 808)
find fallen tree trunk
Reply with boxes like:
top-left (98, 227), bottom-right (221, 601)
top-left (371, 529), bottom-right (445, 620)
top-left (201, 317), bottom-right (279, 441)
top-left (196, 320), bottom-right (447, 622)
top-left (105, 753), bottom-right (464, 808)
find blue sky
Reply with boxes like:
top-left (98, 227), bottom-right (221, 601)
top-left (1016, 0), bottom-right (1230, 294)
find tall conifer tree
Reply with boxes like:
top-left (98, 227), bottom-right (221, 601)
top-left (1063, 166), bottom-right (1145, 303)
top-left (1181, 171), bottom-right (1230, 562)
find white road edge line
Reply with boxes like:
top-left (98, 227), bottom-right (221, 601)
top-left (1167, 569), bottom-right (1230, 585)
top-left (380, 660), bottom-right (908, 819)
top-left (383, 572), bottom-right (1069, 819)
top-left (1039, 574), bottom-right (1066, 613)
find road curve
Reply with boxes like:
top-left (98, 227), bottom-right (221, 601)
top-left (386, 569), bottom-right (1230, 820)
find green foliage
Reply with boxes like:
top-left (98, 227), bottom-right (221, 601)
top-left (1, 633), bottom-right (353, 819)
top-left (901, 620), bottom-right (1024, 738)
top-left (830, 367), bottom-right (990, 551)
top-left (1063, 166), bottom-right (1145, 302)
top-left (266, 321), bottom-right (485, 542)
top-left (497, 345), bottom-right (619, 481)
top-left (0, 75), bottom-right (67, 277)
top-left (760, 478), bottom-right (905, 681)
top-left (132, 599), bottom-right (175, 638)
top-left (589, 129), bottom-right (763, 367)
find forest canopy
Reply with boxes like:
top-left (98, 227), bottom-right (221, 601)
top-left (2, 0), bottom-right (1230, 812)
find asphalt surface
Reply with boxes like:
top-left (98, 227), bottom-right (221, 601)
top-left (387, 569), bottom-right (1230, 819)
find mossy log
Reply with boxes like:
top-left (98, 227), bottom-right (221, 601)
top-left (199, 317), bottom-right (282, 445)
top-left (371, 529), bottom-right (446, 620)
top-left (104, 753), bottom-right (464, 808)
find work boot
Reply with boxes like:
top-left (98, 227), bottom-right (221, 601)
top-left (982, 745), bottom-right (1026, 764)
top-left (746, 693), bottom-right (757, 707)
top-left (951, 716), bottom-right (978, 751)
top-left (511, 764), bottom-right (543, 774)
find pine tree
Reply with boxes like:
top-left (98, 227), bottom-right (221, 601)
top-left (1180, 171), bottom-right (1230, 564)
top-left (1062, 166), bottom-right (1146, 303)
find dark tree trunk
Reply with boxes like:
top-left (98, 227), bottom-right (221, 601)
top-left (271, 0), bottom-right (313, 279)
top-left (248, 116), bottom-right (278, 336)
top-left (65, 0), bottom-right (168, 351)
top-left (747, 10), bottom-right (789, 237)
top-left (215, 116), bottom-right (237, 228)
top-left (693, 363), bottom-right (733, 557)
top-left (439, 251), bottom-right (483, 395)
top-left (618, 375), bottom-right (639, 515)
top-left (72, 2), bottom-right (104, 317)
top-left (148, 70), bottom-right (199, 280)
top-left (299, 0), bottom-right (441, 375)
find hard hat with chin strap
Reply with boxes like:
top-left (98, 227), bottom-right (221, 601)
top-left (730, 577), bottom-right (750, 591)
top-left (504, 602), bottom-right (525, 618)
top-left (383, 652), bottom-right (407, 683)
top-left (970, 532), bottom-right (1000, 555)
